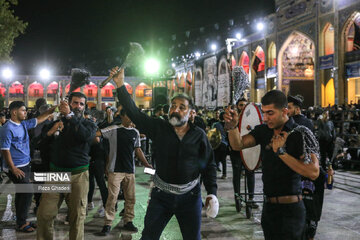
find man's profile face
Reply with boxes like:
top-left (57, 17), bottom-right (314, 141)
top-left (70, 96), bottom-right (86, 117)
top-left (14, 106), bottom-right (27, 121)
top-left (0, 116), bottom-right (6, 124)
top-left (261, 104), bottom-right (288, 129)
top-left (120, 114), bottom-right (132, 127)
top-left (287, 102), bottom-right (296, 117)
top-left (169, 98), bottom-right (190, 127)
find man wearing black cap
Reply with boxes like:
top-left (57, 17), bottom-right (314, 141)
top-left (287, 95), bottom-right (314, 132)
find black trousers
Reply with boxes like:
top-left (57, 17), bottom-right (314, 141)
top-left (319, 139), bottom-right (333, 170)
top-left (261, 201), bottom-right (305, 240)
top-left (88, 159), bottom-right (108, 207)
top-left (6, 164), bottom-right (33, 227)
top-left (230, 150), bottom-right (255, 198)
top-left (214, 143), bottom-right (228, 176)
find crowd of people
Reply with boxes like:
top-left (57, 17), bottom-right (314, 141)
top-left (0, 66), bottom-right (356, 239)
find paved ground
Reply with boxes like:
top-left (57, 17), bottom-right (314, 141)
top-left (0, 158), bottom-right (360, 239)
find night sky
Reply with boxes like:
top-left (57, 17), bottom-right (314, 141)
top-left (11, 0), bottom-right (275, 75)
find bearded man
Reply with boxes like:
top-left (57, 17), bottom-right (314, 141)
top-left (36, 92), bottom-right (97, 240)
top-left (110, 67), bottom-right (217, 240)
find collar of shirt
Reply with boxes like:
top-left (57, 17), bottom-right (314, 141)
top-left (9, 119), bottom-right (21, 126)
top-left (282, 117), bottom-right (297, 132)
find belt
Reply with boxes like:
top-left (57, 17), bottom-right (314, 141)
top-left (265, 195), bottom-right (302, 204)
top-left (152, 174), bottom-right (200, 195)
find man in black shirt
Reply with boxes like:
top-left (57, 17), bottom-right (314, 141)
top-left (225, 90), bottom-right (319, 240)
top-left (287, 95), bottom-right (314, 132)
top-left (109, 67), bottom-right (217, 240)
top-left (37, 92), bottom-right (97, 240)
top-left (98, 109), bottom-right (152, 235)
top-left (189, 107), bottom-right (206, 132)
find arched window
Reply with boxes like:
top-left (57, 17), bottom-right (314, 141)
top-left (323, 23), bottom-right (335, 55)
top-left (239, 51), bottom-right (250, 74)
top-left (101, 83), bottom-right (115, 97)
top-left (253, 46), bottom-right (265, 72)
top-left (345, 13), bottom-right (360, 52)
top-left (0, 83), bottom-right (6, 97)
top-left (65, 84), bottom-right (80, 94)
top-left (28, 82), bottom-right (44, 97)
top-left (84, 82), bottom-right (98, 97)
top-left (268, 43), bottom-right (277, 67)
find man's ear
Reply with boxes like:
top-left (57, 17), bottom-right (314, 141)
top-left (283, 107), bottom-right (289, 116)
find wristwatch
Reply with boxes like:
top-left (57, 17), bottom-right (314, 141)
top-left (276, 147), bottom-right (286, 156)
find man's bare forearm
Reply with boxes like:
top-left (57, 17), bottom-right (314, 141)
top-left (135, 148), bottom-right (151, 168)
top-left (1, 150), bottom-right (15, 171)
top-left (228, 128), bottom-right (243, 151)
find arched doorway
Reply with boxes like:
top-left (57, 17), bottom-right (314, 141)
top-left (28, 82), bottom-right (44, 107)
top-left (101, 83), bottom-right (116, 109)
top-left (9, 81), bottom-right (24, 103)
top-left (278, 31), bottom-right (315, 107)
top-left (46, 82), bottom-right (63, 105)
top-left (84, 82), bottom-right (98, 108)
top-left (239, 51), bottom-right (250, 74)
top-left (0, 83), bottom-right (6, 97)
top-left (320, 23), bottom-right (335, 107)
top-left (251, 46), bottom-right (266, 103)
top-left (343, 12), bottom-right (360, 105)
top-left (267, 42), bottom-right (277, 91)
top-left (135, 82), bottom-right (152, 108)
top-left (65, 84), bottom-right (80, 94)
top-left (218, 56), bottom-right (230, 106)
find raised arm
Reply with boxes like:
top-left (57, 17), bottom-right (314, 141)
top-left (224, 106), bottom-right (257, 150)
top-left (109, 67), bottom-right (157, 138)
top-left (36, 106), bottom-right (57, 124)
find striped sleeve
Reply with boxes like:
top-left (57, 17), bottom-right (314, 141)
top-left (100, 125), bottom-right (119, 139)
top-left (133, 128), bottom-right (141, 148)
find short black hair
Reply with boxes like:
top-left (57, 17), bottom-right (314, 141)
top-left (69, 92), bottom-right (87, 105)
top-left (0, 113), bottom-right (5, 118)
top-left (261, 90), bottom-right (287, 109)
top-left (287, 95), bottom-right (304, 108)
top-left (171, 93), bottom-right (193, 109)
top-left (154, 105), bottom-right (163, 113)
top-left (236, 98), bottom-right (247, 105)
top-left (9, 101), bottom-right (25, 111)
top-left (35, 98), bottom-right (47, 110)
top-left (163, 104), bottom-right (170, 113)
top-left (84, 109), bottom-right (91, 116)
top-left (219, 111), bottom-right (225, 121)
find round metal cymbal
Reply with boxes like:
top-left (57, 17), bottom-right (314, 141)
top-left (207, 128), bottom-right (222, 150)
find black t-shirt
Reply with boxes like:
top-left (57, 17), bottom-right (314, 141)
top-left (249, 118), bottom-right (304, 197)
top-left (101, 125), bottom-right (141, 173)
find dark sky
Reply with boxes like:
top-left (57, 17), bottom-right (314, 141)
top-left (12, 0), bottom-right (275, 75)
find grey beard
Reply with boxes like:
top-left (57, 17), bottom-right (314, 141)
top-left (169, 113), bottom-right (189, 127)
top-left (73, 108), bottom-right (84, 118)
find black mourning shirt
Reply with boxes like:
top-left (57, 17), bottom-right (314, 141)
top-left (117, 86), bottom-right (217, 195)
top-left (101, 125), bottom-right (141, 173)
top-left (293, 114), bottom-right (314, 132)
top-left (249, 118), bottom-right (304, 197)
